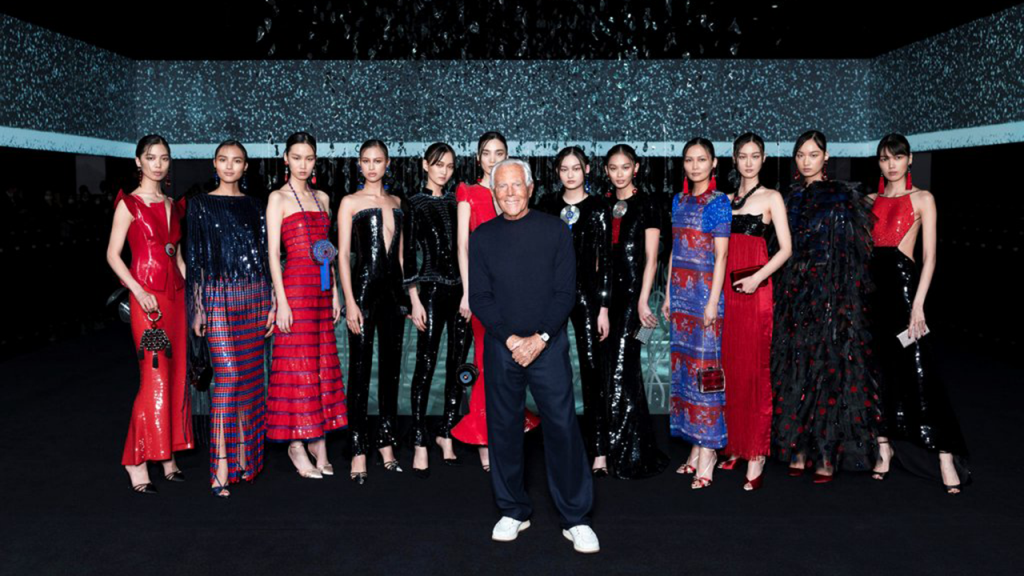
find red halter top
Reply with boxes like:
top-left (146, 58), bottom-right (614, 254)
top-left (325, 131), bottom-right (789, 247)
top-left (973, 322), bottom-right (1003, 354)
top-left (871, 193), bottom-right (916, 247)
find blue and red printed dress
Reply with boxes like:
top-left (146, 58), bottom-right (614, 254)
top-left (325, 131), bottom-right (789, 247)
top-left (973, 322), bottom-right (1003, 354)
top-left (669, 190), bottom-right (731, 448)
top-left (187, 193), bottom-right (273, 484)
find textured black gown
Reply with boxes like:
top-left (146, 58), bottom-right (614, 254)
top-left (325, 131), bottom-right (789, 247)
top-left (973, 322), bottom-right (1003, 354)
top-left (403, 188), bottom-right (473, 446)
top-left (771, 180), bottom-right (882, 472)
top-left (603, 191), bottom-right (670, 478)
top-left (538, 192), bottom-right (613, 459)
top-left (346, 204), bottom-right (408, 456)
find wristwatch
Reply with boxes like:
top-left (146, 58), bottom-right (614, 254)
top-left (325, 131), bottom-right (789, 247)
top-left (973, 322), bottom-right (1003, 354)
top-left (539, 332), bottom-right (550, 342)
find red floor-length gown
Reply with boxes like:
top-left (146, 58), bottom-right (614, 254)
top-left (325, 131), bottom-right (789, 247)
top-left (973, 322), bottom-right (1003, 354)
top-left (720, 214), bottom-right (773, 460)
top-left (450, 183), bottom-right (540, 444)
top-left (117, 191), bottom-right (193, 465)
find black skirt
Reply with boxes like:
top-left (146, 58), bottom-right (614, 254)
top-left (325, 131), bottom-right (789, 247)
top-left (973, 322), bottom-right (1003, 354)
top-left (869, 247), bottom-right (968, 456)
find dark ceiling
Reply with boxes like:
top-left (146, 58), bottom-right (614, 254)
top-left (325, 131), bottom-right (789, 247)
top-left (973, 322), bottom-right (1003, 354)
top-left (4, 0), bottom-right (1020, 60)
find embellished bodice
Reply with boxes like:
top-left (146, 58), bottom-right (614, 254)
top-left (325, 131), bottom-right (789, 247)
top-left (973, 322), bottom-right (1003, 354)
top-left (538, 192), bottom-right (612, 306)
top-left (282, 210), bottom-right (330, 261)
top-left (186, 193), bottom-right (270, 283)
top-left (871, 193), bottom-right (916, 247)
top-left (116, 191), bottom-right (185, 293)
top-left (404, 189), bottom-right (460, 286)
top-left (731, 213), bottom-right (768, 237)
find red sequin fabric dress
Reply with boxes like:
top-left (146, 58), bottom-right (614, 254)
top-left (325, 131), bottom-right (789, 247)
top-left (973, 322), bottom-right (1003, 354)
top-left (116, 191), bottom-right (193, 465)
top-left (266, 211), bottom-right (347, 442)
top-left (450, 183), bottom-right (540, 445)
top-left (720, 214), bottom-right (774, 460)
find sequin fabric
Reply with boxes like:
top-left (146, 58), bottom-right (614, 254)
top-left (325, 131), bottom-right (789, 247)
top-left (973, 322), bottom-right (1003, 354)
top-left (267, 211), bottom-right (347, 442)
top-left (668, 191), bottom-right (731, 449)
top-left (403, 189), bottom-right (473, 445)
top-left (186, 194), bottom-right (273, 483)
top-left (603, 191), bottom-right (669, 478)
top-left (869, 200), bottom-right (968, 456)
top-left (538, 192), bottom-right (612, 457)
top-left (871, 194), bottom-right (916, 247)
top-left (346, 206), bottom-right (407, 455)
top-left (116, 192), bottom-right (192, 465)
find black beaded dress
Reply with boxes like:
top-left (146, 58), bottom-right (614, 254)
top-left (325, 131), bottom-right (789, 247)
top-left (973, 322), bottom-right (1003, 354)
top-left (603, 191), bottom-right (670, 478)
top-left (403, 188), bottom-right (473, 446)
top-left (538, 192), bottom-right (613, 459)
top-left (771, 179), bottom-right (881, 472)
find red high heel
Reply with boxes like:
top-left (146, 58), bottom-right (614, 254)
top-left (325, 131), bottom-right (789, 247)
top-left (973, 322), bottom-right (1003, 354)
top-left (717, 456), bottom-right (740, 471)
top-left (743, 473), bottom-right (764, 492)
top-left (812, 465), bottom-right (834, 484)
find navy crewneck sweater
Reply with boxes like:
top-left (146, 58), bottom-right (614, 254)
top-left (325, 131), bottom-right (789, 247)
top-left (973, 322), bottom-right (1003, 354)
top-left (468, 209), bottom-right (576, 342)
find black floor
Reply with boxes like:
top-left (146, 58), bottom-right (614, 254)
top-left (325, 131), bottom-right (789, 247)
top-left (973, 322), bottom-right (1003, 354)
top-left (2, 325), bottom-right (1022, 576)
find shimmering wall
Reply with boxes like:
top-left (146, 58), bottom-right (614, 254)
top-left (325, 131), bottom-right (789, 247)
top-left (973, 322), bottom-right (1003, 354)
top-left (2, 4), bottom-right (1023, 156)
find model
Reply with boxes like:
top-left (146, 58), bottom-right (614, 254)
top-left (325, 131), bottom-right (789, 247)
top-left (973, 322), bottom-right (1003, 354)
top-left (451, 131), bottom-right (540, 471)
top-left (186, 140), bottom-right (274, 497)
top-left (603, 143), bottom-right (669, 479)
top-left (868, 133), bottom-right (970, 494)
top-left (404, 142), bottom-right (473, 476)
top-left (718, 133), bottom-right (792, 491)
top-left (266, 132), bottom-right (347, 480)
top-left (338, 139), bottom-right (408, 484)
top-left (105, 134), bottom-right (192, 494)
top-left (537, 146), bottom-right (612, 476)
top-left (770, 130), bottom-right (880, 482)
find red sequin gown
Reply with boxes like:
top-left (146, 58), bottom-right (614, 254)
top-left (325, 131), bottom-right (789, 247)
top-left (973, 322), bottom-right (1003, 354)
top-left (117, 191), bottom-right (193, 465)
top-left (451, 183), bottom-right (540, 445)
top-left (266, 211), bottom-right (347, 441)
top-left (720, 214), bottom-right (773, 460)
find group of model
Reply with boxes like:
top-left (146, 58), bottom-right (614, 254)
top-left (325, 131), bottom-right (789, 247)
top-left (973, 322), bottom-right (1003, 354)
top-left (106, 128), bottom-right (970, 499)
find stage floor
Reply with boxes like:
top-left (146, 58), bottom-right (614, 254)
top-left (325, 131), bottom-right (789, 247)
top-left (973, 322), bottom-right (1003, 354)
top-left (1, 326), bottom-right (1021, 575)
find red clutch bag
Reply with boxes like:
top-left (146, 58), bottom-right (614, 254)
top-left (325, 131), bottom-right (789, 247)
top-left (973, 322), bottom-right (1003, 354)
top-left (730, 266), bottom-right (768, 292)
top-left (697, 319), bottom-right (725, 393)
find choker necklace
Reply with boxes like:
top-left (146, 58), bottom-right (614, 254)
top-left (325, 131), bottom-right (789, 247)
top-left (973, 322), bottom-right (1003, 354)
top-left (731, 182), bottom-right (762, 210)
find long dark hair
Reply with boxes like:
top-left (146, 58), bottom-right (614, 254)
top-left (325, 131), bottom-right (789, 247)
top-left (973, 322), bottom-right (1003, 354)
top-left (555, 146), bottom-right (589, 171)
top-left (359, 138), bottom-right (389, 160)
top-left (733, 132), bottom-right (765, 157)
top-left (423, 142), bottom-right (454, 166)
top-left (476, 131), bottom-right (507, 158)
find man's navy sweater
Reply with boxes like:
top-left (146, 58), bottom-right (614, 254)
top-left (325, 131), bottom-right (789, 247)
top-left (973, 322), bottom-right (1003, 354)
top-left (468, 209), bottom-right (576, 343)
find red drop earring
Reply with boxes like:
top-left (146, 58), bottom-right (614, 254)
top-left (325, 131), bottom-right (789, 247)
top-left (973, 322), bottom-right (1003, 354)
top-left (311, 174), bottom-right (317, 186)
top-left (709, 174), bottom-right (717, 192)
top-left (683, 178), bottom-right (690, 195)
top-left (906, 168), bottom-right (912, 190)
top-left (284, 165), bottom-right (290, 183)
top-left (878, 176), bottom-right (886, 196)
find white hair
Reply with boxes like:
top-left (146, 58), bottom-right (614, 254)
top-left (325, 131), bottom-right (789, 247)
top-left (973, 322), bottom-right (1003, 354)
top-left (489, 158), bottom-right (533, 190)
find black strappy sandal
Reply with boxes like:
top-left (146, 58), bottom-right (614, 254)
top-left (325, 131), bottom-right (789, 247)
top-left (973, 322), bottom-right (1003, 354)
top-left (132, 483), bottom-right (158, 495)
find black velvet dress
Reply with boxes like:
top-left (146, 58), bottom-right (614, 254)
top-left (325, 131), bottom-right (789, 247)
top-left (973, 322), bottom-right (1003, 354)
top-left (603, 191), bottom-right (670, 479)
top-left (538, 192), bottom-right (613, 459)
top-left (403, 188), bottom-right (473, 446)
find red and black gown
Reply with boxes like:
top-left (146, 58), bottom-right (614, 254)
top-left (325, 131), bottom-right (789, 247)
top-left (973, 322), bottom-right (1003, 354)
top-left (267, 211), bottom-right (347, 442)
top-left (869, 193), bottom-right (968, 479)
top-left (721, 214), bottom-right (773, 460)
top-left (770, 180), bottom-right (881, 471)
top-left (117, 191), bottom-right (193, 465)
top-left (186, 193), bottom-right (273, 483)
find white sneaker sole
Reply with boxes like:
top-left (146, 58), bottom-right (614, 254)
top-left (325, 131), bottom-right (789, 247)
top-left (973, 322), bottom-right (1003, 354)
top-left (562, 529), bottom-right (600, 553)
top-left (492, 519), bottom-right (531, 542)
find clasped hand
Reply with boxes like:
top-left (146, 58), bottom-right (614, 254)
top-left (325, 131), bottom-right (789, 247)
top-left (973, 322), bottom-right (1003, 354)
top-left (507, 334), bottom-right (546, 367)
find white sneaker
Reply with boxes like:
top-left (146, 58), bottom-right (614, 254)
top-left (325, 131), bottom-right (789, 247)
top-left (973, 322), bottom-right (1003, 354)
top-left (491, 516), bottom-right (531, 542)
top-left (562, 525), bottom-right (600, 553)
